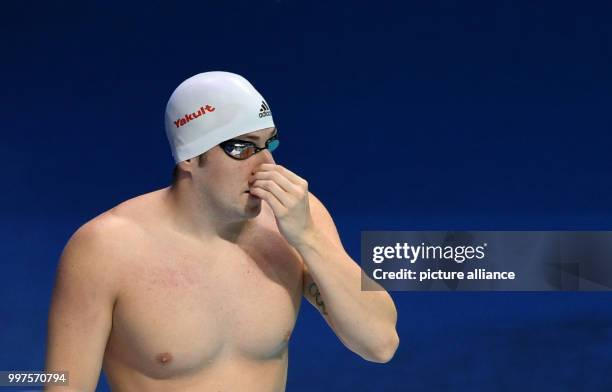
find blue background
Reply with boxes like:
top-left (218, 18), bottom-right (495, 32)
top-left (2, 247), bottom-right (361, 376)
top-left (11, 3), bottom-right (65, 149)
top-left (1, 0), bottom-right (611, 390)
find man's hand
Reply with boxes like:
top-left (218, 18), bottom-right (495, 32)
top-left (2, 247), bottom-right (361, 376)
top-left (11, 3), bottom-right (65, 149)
top-left (249, 163), bottom-right (314, 247)
top-left (250, 164), bottom-right (399, 362)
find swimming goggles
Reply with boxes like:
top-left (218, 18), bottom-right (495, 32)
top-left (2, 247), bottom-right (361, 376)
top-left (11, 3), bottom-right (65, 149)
top-left (219, 132), bottom-right (279, 160)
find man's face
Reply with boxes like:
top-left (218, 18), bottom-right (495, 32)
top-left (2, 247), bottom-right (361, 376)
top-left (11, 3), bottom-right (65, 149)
top-left (190, 127), bottom-right (277, 220)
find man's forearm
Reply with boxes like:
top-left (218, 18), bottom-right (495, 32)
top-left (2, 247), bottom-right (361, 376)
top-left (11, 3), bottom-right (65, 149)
top-left (294, 229), bottom-right (399, 362)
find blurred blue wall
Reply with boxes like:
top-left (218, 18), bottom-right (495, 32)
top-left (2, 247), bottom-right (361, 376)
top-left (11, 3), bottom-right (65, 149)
top-left (1, 1), bottom-right (611, 390)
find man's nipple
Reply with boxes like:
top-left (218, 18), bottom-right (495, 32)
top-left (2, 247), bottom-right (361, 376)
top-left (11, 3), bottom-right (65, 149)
top-left (156, 352), bottom-right (173, 365)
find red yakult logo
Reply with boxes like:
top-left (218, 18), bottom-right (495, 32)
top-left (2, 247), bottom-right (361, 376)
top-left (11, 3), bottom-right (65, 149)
top-left (174, 104), bottom-right (215, 128)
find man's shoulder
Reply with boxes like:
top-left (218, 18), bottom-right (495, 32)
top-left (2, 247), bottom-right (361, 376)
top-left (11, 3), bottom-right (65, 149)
top-left (63, 190), bottom-right (160, 263)
top-left (63, 211), bottom-right (138, 262)
top-left (80, 209), bottom-right (137, 239)
top-left (76, 187), bottom-right (167, 241)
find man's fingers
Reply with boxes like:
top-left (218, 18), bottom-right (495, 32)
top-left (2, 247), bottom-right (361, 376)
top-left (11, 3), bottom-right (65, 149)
top-left (251, 179), bottom-right (293, 207)
top-left (255, 164), bottom-right (307, 188)
top-left (249, 186), bottom-right (287, 216)
top-left (252, 170), bottom-right (299, 195)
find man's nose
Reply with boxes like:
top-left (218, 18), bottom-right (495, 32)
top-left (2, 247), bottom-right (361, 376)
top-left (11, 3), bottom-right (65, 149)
top-left (249, 150), bottom-right (275, 181)
top-left (256, 149), bottom-right (275, 165)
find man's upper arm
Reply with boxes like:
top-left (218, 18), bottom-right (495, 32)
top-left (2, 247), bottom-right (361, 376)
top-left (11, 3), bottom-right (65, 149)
top-left (45, 217), bottom-right (122, 392)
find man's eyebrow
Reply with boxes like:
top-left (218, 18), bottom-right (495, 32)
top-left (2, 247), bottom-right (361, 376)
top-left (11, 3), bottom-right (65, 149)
top-left (241, 129), bottom-right (278, 141)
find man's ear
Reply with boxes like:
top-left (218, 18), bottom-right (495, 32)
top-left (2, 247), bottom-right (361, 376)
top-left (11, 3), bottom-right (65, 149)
top-left (178, 153), bottom-right (207, 172)
top-left (177, 158), bottom-right (196, 174)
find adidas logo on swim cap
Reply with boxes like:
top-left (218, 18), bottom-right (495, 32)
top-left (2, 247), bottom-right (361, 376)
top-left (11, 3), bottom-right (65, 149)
top-left (259, 101), bottom-right (272, 118)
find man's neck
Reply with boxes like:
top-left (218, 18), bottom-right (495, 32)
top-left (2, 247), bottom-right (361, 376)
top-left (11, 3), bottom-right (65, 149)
top-left (163, 180), bottom-right (252, 243)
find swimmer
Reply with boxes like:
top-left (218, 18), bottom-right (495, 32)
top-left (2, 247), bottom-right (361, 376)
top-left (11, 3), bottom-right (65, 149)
top-left (44, 71), bottom-right (399, 392)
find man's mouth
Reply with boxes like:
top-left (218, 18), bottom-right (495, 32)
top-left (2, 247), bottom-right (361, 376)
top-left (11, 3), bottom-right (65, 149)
top-left (245, 188), bottom-right (259, 198)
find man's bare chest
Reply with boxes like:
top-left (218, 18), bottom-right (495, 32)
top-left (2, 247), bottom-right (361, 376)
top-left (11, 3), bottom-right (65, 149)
top-left (104, 227), bottom-right (304, 378)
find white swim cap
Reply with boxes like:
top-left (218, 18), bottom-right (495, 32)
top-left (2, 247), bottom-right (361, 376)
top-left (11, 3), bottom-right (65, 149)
top-left (164, 71), bottom-right (275, 163)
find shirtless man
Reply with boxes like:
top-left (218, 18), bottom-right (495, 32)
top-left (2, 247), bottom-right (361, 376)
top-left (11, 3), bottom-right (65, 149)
top-left (45, 71), bottom-right (399, 392)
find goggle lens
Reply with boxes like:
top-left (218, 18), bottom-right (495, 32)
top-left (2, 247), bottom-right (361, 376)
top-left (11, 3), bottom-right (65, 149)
top-left (221, 134), bottom-right (279, 160)
top-left (223, 143), bottom-right (257, 159)
top-left (266, 138), bottom-right (280, 152)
